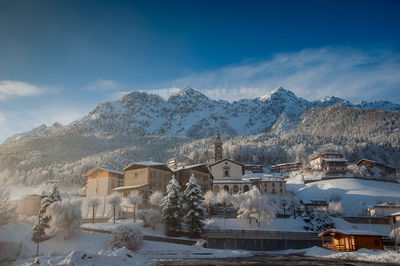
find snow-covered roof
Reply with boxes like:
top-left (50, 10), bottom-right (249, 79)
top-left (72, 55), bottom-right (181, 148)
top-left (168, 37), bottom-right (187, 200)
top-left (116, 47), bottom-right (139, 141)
top-left (209, 158), bottom-right (244, 167)
top-left (318, 229), bottom-right (383, 237)
top-left (173, 163), bottom-right (207, 172)
top-left (84, 167), bottom-right (124, 176)
top-left (389, 211), bottom-right (400, 216)
top-left (123, 161), bottom-right (169, 171)
top-left (213, 180), bottom-right (251, 184)
top-left (322, 158), bottom-right (348, 163)
top-left (242, 173), bottom-right (285, 182)
top-left (112, 184), bottom-right (148, 191)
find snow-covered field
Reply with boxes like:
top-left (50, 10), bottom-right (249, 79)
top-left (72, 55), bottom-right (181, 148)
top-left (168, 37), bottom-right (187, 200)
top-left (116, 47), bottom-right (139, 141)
top-left (287, 175), bottom-right (400, 216)
top-left (0, 224), bottom-right (251, 265)
top-left (2, 223), bottom-right (399, 265)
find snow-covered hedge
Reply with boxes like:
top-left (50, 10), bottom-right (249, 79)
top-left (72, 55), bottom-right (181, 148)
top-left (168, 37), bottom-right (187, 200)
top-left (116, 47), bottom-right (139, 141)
top-left (109, 225), bottom-right (143, 251)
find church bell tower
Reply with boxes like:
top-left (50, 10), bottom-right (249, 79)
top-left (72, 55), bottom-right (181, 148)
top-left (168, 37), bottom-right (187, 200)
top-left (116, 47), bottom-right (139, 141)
top-left (214, 131), bottom-right (223, 162)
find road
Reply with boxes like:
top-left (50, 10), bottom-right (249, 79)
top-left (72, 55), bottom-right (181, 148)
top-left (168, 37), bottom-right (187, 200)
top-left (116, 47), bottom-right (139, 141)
top-left (157, 254), bottom-right (398, 266)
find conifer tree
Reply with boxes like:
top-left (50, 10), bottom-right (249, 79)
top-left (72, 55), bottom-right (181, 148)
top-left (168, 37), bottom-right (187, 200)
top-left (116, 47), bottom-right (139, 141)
top-left (161, 176), bottom-right (182, 236)
top-left (183, 174), bottom-right (207, 237)
top-left (32, 186), bottom-right (61, 242)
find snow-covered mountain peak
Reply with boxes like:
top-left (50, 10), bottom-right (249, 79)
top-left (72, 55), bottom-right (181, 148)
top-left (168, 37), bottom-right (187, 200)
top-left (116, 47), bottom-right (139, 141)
top-left (260, 87), bottom-right (298, 102)
top-left (169, 87), bottom-right (209, 101)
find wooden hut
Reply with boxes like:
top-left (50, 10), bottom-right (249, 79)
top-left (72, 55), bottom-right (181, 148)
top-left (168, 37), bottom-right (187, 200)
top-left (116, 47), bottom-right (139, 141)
top-left (319, 229), bottom-right (383, 251)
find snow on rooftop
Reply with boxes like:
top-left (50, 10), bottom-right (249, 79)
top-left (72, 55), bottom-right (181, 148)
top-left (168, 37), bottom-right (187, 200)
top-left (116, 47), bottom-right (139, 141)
top-left (98, 168), bottom-right (124, 175)
top-left (213, 180), bottom-right (252, 184)
top-left (173, 163), bottom-right (206, 172)
top-left (112, 184), bottom-right (148, 191)
top-left (320, 229), bottom-right (383, 236)
top-left (322, 158), bottom-right (348, 162)
top-left (131, 161), bottom-right (165, 166)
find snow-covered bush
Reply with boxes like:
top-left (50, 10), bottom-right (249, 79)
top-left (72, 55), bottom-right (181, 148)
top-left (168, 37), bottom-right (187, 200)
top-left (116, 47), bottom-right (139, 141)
top-left (303, 213), bottom-right (335, 232)
top-left (0, 187), bottom-right (16, 227)
top-left (328, 201), bottom-right (343, 216)
top-left (137, 209), bottom-right (162, 230)
top-left (107, 193), bottom-right (122, 223)
top-left (45, 200), bottom-right (82, 240)
top-left (109, 225), bottom-right (143, 252)
top-left (203, 190), bottom-right (217, 217)
top-left (149, 191), bottom-right (163, 208)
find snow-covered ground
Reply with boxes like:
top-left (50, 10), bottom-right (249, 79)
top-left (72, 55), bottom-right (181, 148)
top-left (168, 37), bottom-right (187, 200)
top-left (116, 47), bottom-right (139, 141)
top-left (287, 174), bottom-right (400, 216)
top-left (0, 224), bottom-right (251, 265)
top-left (2, 223), bottom-right (399, 265)
top-left (265, 246), bottom-right (400, 264)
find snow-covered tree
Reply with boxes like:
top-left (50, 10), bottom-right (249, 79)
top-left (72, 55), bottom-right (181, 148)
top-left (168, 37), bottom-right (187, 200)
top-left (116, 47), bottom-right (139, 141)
top-left (182, 175), bottom-right (207, 237)
top-left (203, 190), bottom-right (217, 217)
top-left (88, 198), bottom-right (100, 224)
top-left (161, 176), bottom-right (183, 236)
top-left (45, 200), bottom-right (82, 240)
top-left (107, 193), bottom-right (122, 223)
top-left (328, 201), bottom-right (343, 216)
top-left (233, 187), bottom-right (276, 227)
top-left (32, 186), bottom-right (61, 243)
top-left (137, 209), bottom-right (162, 230)
top-left (127, 195), bottom-right (142, 223)
top-left (0, 187), bottom-right (16, 227)
top-left (109, 225), bottom-right (143, 251)
top-left (216, 189), bottom-right (231, 218)
top-left (149, 191), bottom-right (163, 209)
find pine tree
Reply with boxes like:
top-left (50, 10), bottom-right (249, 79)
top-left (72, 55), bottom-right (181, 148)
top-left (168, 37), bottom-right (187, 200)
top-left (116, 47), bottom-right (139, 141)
top-left (32, 186), bottom-right (61, 242)
top-left (183, 174), bottom-right (207, 237)
top-left (161, 176), bottom-right (182, 236)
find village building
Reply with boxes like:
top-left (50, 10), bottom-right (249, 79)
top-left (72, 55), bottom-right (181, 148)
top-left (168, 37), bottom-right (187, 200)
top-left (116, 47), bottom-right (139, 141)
top-left (172, 163), bottom-right (212, 192)
top-left (166, 156), bottom-right (195, 170)
top-left (319, 229), bottom-right (384, 251)
top-left (356, 159), bottom-right (397, 176)
top-left (85, 168), bottom-right (124, 197)
top-left (244, 164), bottom-right (264, 173)
top-left (209, 158), bottom-right (247, 193)
top-left (112, 162), bottom-right (172, 199)
top-left (14, 194), bottom-right (42, 216)
top-left (244, 173), bottom-right (287, 195)
top-left (367, 202), bottom-right (400, 217)
top-left (300, 200), bottom-right (328, 214)
top-left (389, 211), bottom-right (400, 249)
top-left (310, 153), bottom-right (346, 171)
top-left (271, 162), bottom-right (302, 173)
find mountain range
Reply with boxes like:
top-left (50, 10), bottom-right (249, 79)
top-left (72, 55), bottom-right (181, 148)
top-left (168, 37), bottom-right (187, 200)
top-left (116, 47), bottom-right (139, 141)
top-left (6, 87), bottom-right (400, 142)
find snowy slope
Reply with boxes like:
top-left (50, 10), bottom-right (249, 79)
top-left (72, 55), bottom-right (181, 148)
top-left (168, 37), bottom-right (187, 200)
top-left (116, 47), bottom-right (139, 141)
top-left (287, 176), bottom-right (400, 216)
top-left (6, 87), bottom-right (400, 142)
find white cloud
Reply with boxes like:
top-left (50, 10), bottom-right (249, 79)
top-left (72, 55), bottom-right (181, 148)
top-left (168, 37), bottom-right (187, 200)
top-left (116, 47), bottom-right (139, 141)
top-left (154, 47), bottom-right (400, 103)
top-left (82, 79), bottom-right (119, 92)
top-left (0, 80), bottom-right (44, 101)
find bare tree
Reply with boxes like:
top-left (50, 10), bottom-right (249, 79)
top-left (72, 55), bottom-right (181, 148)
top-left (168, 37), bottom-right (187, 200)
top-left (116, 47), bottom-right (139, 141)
top-left (149, 191), bottom-right (163, 209)
top-left (0, 187), bottom-right (16, 228)
top-left (128, 195), bottom-right (143, 223)
top-left (107, 193), bottom-right (122, 223)
top-left (88, 198), bottom-right (100, 224)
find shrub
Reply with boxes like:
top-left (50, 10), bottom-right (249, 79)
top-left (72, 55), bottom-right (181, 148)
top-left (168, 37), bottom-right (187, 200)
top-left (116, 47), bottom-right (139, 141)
top-left (109, 225), bottom-right (143, 252)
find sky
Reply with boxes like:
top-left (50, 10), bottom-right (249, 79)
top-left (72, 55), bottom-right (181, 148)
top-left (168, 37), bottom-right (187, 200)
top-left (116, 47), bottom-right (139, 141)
top-left (0, 0), bottom-right (399, 142)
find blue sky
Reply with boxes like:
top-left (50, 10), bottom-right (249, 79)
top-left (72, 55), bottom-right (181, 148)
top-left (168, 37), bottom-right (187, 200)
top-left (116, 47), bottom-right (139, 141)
top-left (0, 0), bottom-right (400, 142)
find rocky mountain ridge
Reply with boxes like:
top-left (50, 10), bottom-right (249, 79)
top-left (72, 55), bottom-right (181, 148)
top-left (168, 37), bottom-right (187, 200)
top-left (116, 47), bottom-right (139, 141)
top-left (6, 87), bottom-right (400, 143)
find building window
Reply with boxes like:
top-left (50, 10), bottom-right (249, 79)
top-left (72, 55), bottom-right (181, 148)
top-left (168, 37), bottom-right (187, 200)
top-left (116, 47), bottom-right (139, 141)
top-left (135, 172), bottom-right (138, 178)
top-left (272, 183), bottom-right (275, 187)
top-left (223, 165), bottom-right (230, 177)
top-left (280, 183), bottom-right (282, 187)
top-left (264, 188), bottom-right (268, 192)
top-left (233, 185), bottom-right (239, 193)
top-left (280, 188), bottom-right (282, 193)
top-left (243, 185), bottom-right (249, 192)
top-left (223, 185), bottom-right (229, 192)
top-left (272, 189), bottom-right (275, 194)
top-left (213, 185), bottom-right (220, 193)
